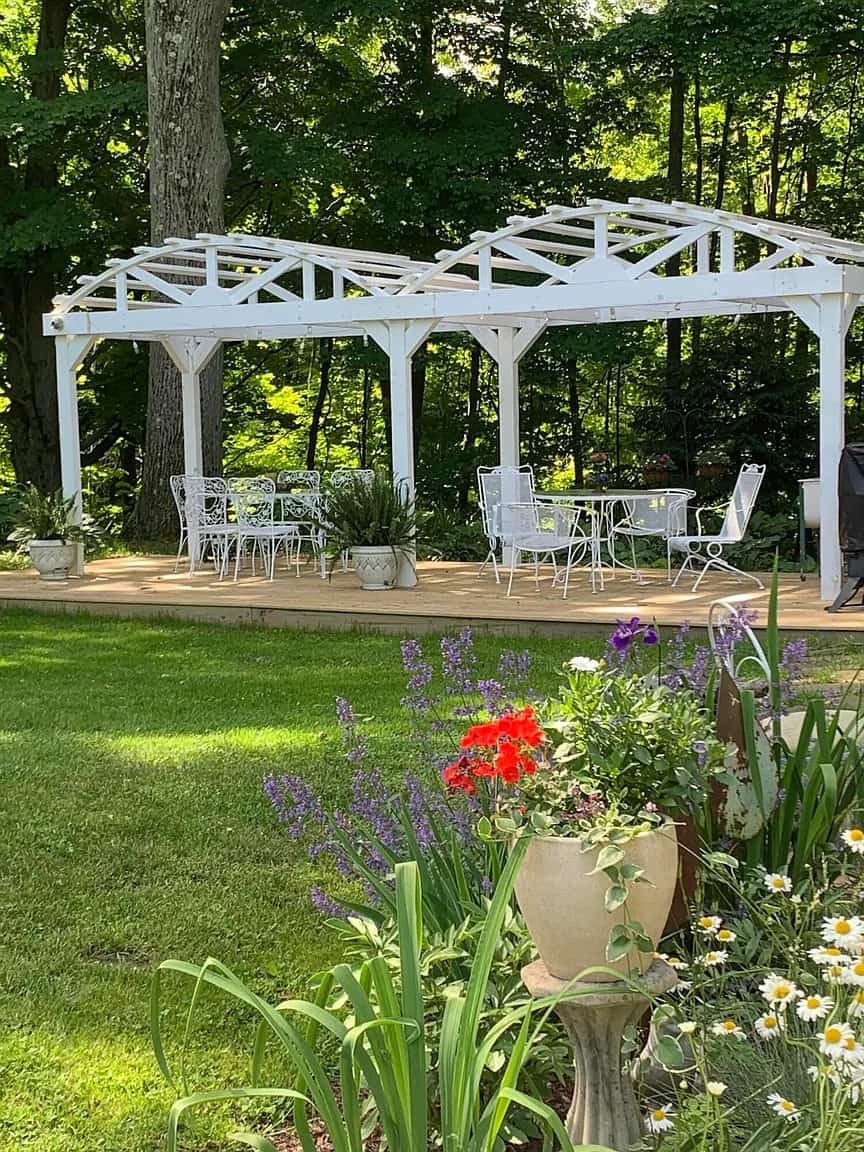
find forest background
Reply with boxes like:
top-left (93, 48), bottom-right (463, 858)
top-left (2, 0), bottom-right (863, 562)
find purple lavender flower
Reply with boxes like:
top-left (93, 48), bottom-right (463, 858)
top-left (477, 677), bottom-right (504, 713)
top-left (440, 627), bottom-right (476, 694)
top-left (263, 773), bottom-right (324, 839)
top-left (310, 885), bottom-right (346, 918)
top-left (498, 649), bottom-right (531, 686)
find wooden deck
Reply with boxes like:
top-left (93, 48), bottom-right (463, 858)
top-left (0, 555), bottom-right (861, 636)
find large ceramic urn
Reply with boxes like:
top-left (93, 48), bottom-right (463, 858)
top-left (514, 824), bottom-right (679, 982)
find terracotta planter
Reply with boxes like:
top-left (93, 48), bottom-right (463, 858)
top-left (642, 468), bottom-right (673, 488)
top-left (696, 463), bottom-right (725, 481)
top-left (350, 545), bottom-right (399, 590)
top-left (514, 825), bottom-right (679, 982)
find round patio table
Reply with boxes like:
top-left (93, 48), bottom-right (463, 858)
top-left (536, 488), bottom-right (694, 590)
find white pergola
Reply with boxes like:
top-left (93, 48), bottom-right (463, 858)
top-left (45, 197), bottom-right (864, 599)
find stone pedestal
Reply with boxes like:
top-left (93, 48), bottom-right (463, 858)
top-left (521, 959), bottom-right (676, 1152)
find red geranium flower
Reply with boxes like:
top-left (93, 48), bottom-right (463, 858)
top-left (443, 707), bottom-right (547, 793)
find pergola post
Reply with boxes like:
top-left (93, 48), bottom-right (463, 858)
top-left (817, 294), bottom-right (848, 601)
top-left (497, 326), bottom-right (519, 470)
top-left (55, 334), bottom-right (94, 575)
top-left (364, 321), bottom-right (435, 588)
top-left (162, 336), bottom-right (221, 566)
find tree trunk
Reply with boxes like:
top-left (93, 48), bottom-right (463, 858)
top-left (307, 339), bottom-right (332, 470)
top-left (567, 370), bottom-right (583, 487)
top-left (0, 0), bottom-right (72, 493)
top-left (665, 64), bottom-right (686, 430)
top-left (133, 0), bottom-right (231, 539)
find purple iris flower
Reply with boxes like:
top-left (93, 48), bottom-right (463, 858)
top-left (609, 616), bottom-right (658, 653)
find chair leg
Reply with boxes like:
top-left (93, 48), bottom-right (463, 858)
top-left (671, 552), bottom-right (695, 588)
top-left (506, 551), bottom-right (518, 597)
top-left (692, 555), bottom-right (764, 592)
top-left (563, 546), bottom-right (574, 600)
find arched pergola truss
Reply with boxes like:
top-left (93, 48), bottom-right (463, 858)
top-left (46, 198), bottom-right (864, 598)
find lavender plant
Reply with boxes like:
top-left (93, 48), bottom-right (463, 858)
top-left (265, 628), bottom-right (534, 930)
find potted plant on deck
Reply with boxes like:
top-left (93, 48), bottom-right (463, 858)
top-left (642, 452), bottom-right (677, 488)
top-left (445, 656), bottom-right (726, 981)
top-left (9, 486), bottom-right (94, 581)
top-left (694, 448), bottom-right (730, 481)
top-left (317, 470), bottom-right (416, 590)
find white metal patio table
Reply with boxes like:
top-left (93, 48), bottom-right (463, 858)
top-left (536, 489), bottom-right (694, 592)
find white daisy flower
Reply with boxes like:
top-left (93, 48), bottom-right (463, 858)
top-left (790, 893), bottom-right (803, 905)
top-left (809, 946), bottom-right (852, 966)
top-left (712, 1019), bottom-right (745, 1039)
top-left (838, 1035), bottom-right (864, 1065)
top-left (764, 872), bottom-right (792, 894)
top-left (842, 828), bottom-right (864, 854)
top-left (759, 974), bottom-right (801, 1006)
top-left (715, 927), bottom-right (737, 943)
top-left (706, 1081), bottom-right (727, 1097)
top-left (797, 993), bottom-right (834, 1021)
top-left (677, 1020), bottom-right (698, 1035)
top-left (821, 916), bottom-right (864, 949)
top-left (645, 1105), bottom-right (675, 1133)
top-left (568, 656), bottom-right (600, 673)
top-left (808, 1063), bottom-right (841, 1086)
top-left (767, 1093), bottom-right (799, 1121)
top-left (655, 952), bottom-right (689, 971)
top-left (755, 1012), bottom-right (784, 1039)
top-left (696, 915), bottom-right (723, 935)
top-left (849, 990), bottom-right (864, 1019)
top-left (673, 980), bottom-right (693, 993)
top-left (698, 950), bottom-right (729, 968)
top-left (820, 1021), bottom-right (855, 1059)
top-left (823, 964), bottom-right (849, 987)
top-left (843, 958), bottom-right (864, 988)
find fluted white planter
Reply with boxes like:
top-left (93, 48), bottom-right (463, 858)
top-left (514, 824), bottom-right (679, 982)
top-left (28, 539), bottom-right (76, 581)
top-left (350, 545), bottom-right (400, 590)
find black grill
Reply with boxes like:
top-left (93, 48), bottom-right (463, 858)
top-left (829, 443), bottom-right (864, 610)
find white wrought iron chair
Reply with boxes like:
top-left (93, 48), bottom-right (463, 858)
top-left (477, 465), bottom-right (536, 582)
top-left (169, 475), bottom-right (188, 571)
top-left (226, 477), bottom-right (298, 581)
top-left (184, 476), bottom-right (232, 575)
top-left (329, 469), bottom-right (374, 571)
top-left (330, 468), bottom-right (374, 489)
top-left (503, 500), bottom-right (591, 599)
top-left (708, 596), bottom-right (862, 747)
top-left (609, 488), bottom-right (695, 582)
top-left (276, 470), bottom-right (324, 576)
top-left (670, 464), bottom-right (766, 590)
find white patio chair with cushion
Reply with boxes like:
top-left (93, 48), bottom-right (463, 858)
top-left (276, 470), bottom-right (324, 575)
top-left (670, 464), bottom-right (766, 591)
top-left (227, 477), bottom-right (298, 581)
top-left (477, 465), bottom-right (535, 582)
top-left (609, 488), bottom-right (695, 582)
top-left (184, 476), bottom-right (232, 575)
top-left (503, 500), bottom-right (591, 599)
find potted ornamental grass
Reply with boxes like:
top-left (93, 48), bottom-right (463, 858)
top-left (444, 654), bottom-right (726, 982)
top-left (317, 470), bottom-right (416, 590)
top-left (8, 486), bottom-right (93, 581)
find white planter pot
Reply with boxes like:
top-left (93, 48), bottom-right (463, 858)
top-left (350, 545), bottom-right (400, 590)
top-left (514, 825), bottom-right (679, 982)
top-left (28, 540), bottom-right (77, 581)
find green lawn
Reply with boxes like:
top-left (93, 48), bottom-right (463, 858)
top-left (0, 610), bottom-right (586, 1152)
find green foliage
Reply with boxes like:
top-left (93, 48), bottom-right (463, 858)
top-left (8, 484), bottom-right (101, 549)
top-left (316, 471), bottom-right (416, 552)
top-left (152, 848), bottom-right (606, 1152)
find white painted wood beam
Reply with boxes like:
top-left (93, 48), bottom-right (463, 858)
top-left (818, 293), bottom-right (846, 601)
top-left (56, 335), bottom-right (93, 575)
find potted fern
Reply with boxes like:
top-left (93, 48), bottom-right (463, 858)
top-left (9, 486), bottom-right (92, 581)
top-left (317, 471), bottom-right (416, 590)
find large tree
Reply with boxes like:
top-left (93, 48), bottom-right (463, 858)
top-left (133, 0), bottom-right (231, 538)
